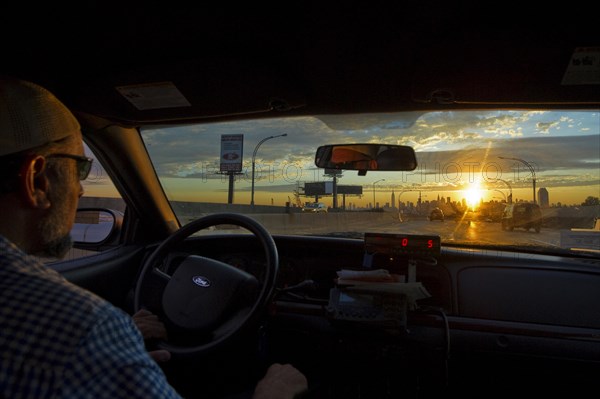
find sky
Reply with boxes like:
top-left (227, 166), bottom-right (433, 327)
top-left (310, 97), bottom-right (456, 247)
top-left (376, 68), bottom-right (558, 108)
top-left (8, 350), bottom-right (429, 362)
top-left (83, 110), bottom-right (600, 208)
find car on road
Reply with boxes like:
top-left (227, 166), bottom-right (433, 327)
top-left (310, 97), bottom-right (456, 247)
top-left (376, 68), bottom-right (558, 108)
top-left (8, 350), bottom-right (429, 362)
top-left (2, 3), bottom-right (599, 398)
top-left (429, 207), bottom-right (444, 221)
top-left (501, 203), bottom-right (543, 233)
top-left (302, 202), bottom-right (328, 213)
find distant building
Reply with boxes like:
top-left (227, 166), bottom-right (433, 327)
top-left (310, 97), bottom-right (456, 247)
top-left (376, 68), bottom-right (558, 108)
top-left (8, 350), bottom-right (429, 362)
top-left (538, 187), bottom-right (549, 207)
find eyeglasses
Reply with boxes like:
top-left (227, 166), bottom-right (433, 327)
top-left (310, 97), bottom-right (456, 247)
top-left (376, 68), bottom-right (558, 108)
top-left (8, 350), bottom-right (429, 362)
top-left (46, 153), bottom-right (94, 180)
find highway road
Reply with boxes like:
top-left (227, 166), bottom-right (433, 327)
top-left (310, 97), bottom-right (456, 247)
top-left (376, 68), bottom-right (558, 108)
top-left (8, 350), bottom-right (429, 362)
top-left (261, 213), bottom-right (565, 249)
top-left (383, 219), bottom-right (561, 248)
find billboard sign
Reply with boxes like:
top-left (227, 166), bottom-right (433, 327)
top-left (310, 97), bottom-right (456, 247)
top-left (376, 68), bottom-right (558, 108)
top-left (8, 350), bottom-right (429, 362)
top-left (304, 182), bottom-right (362, 196)
top-left (337, 185), bottom-right (363, 194)
top-left (304, 182), bottom-right (328, 196)
top-left (220, 134), bottom-right (244, 172)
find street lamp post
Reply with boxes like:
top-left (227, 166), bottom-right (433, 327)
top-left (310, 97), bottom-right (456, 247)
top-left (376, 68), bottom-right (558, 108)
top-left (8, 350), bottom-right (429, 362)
top-left (494, 178), bottom-right (513, 203)
top-left (397, 189), bottom-right (411, 222)
top-left (372, 179), bottom-right (385, 209)
top-left (251, 134), bottom-right (287, 206)
top-left (499, 156), bottom-right (536, 203)
top-left (492, 189), bottom-right (507, 202)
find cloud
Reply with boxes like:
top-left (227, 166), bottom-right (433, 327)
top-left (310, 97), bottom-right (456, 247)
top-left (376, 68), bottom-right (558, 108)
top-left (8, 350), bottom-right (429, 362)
top-left (535, 121), bottom-right (560, 133)
top-left (415, 134), bottom-right (598, 171)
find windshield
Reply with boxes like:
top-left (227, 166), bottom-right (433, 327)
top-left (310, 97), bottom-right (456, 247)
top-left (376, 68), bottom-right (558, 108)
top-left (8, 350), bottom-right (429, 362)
top-left (141, 109), bottom-right (600, 255)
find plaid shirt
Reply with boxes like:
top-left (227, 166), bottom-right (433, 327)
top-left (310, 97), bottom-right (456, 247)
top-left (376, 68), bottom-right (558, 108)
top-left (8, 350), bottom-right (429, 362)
top-left (0, 235), bottom-right (182, 398)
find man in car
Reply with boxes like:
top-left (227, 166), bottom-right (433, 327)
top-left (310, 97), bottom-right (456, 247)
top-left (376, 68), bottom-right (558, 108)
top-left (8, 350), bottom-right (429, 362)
top-left (0, 77), bottom-right (307, 398)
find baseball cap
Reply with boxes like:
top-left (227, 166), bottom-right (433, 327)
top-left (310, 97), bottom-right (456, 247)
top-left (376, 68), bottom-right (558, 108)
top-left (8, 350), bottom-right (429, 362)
top-left (0, 77), bottom-right (80, 157)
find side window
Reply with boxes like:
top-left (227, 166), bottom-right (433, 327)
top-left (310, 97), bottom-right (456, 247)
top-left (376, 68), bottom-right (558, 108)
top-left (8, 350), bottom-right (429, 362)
top-left (45, 142), bottom-right (125, 263)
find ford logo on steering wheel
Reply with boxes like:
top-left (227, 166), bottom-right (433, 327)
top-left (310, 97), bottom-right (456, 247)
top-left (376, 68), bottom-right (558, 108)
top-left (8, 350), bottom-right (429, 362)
top-left (192, 276), bottom-right (211, 287)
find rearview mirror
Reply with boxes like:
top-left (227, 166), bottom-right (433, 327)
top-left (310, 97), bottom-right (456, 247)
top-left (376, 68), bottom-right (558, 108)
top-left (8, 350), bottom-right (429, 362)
top-left (315, 144), bottom-right (417, 174)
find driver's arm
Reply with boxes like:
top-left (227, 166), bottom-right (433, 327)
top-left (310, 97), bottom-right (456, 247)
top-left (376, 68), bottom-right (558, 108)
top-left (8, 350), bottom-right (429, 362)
top-left (132, 308), bottom-right (171, 363)
top-left (65, 304), bottom-right (181, 398)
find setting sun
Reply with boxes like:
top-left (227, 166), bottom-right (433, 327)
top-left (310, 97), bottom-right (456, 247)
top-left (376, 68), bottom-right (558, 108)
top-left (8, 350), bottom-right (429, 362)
top-left (465, 183), bottom-right (483, 209)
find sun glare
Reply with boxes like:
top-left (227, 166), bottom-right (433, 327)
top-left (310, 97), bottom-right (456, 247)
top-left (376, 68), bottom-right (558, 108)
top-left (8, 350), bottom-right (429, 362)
top-left (465, 183), bottom-right (483, 209)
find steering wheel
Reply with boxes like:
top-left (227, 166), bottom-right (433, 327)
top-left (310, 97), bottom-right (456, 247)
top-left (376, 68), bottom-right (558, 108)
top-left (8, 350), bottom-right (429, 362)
top-left (133, 213), bottom-right (278, 357)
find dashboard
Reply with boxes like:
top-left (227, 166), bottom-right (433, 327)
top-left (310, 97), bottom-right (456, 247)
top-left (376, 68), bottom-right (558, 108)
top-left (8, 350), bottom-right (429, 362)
top-left (170, 233), bottom-right (600, 328)
top-left (187, 232), bottom-right (600, 396)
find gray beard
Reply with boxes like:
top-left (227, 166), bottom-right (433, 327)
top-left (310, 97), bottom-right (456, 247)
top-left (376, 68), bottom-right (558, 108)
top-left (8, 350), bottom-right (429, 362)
top-left (37, 234), bottom-right (73, 258)
top-left (33, 194), bottom-right (75, 259)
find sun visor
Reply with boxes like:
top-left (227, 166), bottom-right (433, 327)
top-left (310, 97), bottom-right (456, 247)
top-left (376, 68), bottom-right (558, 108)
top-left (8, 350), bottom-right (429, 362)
top-left (411, 43), bottom-right (600, 106)
top-left (68, 60), bottom-right (307, 124)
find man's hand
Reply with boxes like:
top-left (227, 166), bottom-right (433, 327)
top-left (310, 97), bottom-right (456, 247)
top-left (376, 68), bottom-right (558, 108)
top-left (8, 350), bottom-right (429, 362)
top-left (252, 363), bottom-right (308, 399)
top-left (132, 309), bottom-right (169, 340)
top-left (132, 309), bottom-right (171, 363)
top-left (147, 349), bottom-right (171, 363)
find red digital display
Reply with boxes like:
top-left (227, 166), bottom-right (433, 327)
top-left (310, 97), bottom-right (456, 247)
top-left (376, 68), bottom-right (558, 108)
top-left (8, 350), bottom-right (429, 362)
top-left (364, 232), bottom-right (441, 257)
